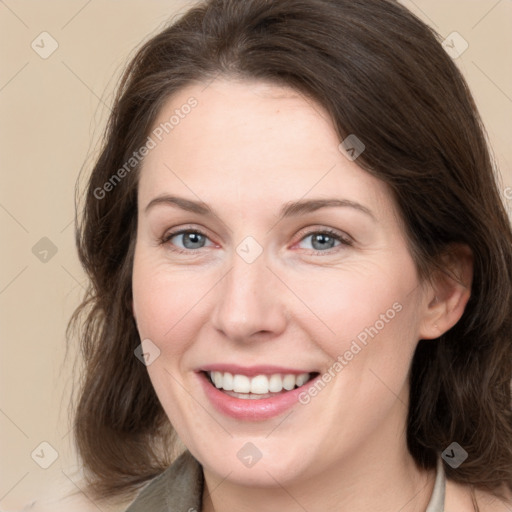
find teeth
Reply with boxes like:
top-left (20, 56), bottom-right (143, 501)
top-left (283, 374), bottom-right (296, 391)
top-left (208, 371), bottom-right (311, 394)
top-left (296, 373), bottom-right (309, 387)
top-left (232, 374), bottom-right (251, 393)
top-left (222, 372), bottom-right (234, 391)
top-left (268, 374), bottom-right (283, 392)
top-left (213, 372), bottom-right (223, 389)
top-left (250, 375), bottom-right (268, 394)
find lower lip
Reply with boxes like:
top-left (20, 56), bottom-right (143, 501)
top-left (197, 371), bottom-right (320, 421)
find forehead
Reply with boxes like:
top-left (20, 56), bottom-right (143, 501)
top-left (138, 78), bottom-right (392, 217)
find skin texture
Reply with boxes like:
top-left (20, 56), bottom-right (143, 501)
top-left (131, 78), bottom-right (475, 512)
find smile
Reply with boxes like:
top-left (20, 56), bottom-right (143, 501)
top-left (197, 367), bottom-right (321, 421)
top-left (206, 371), bottom-right (314, 397)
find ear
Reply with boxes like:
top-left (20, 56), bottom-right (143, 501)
top-left (418, 243), bottom-right (473, 340)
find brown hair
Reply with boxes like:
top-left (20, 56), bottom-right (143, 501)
top-left (68, 0), bottom-right (512, 504)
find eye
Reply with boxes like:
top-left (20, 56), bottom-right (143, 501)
top-left (159, 227), bottom-right (352, 255)
top-left (296, 229), bottom-right (352, 253)
top-left (160, 228), bottom-right (214, 253)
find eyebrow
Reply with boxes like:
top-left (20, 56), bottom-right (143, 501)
top-left (144, 195), bottom-right (375, 221)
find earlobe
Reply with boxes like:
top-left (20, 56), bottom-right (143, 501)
top-left (418, 244), bottom-right (473, 340)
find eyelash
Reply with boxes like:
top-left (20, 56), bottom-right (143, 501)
top-left (159, 227), bottom-right (353, 255)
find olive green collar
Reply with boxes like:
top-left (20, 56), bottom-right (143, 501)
top-left (124, 450), bottom-right (203, 512)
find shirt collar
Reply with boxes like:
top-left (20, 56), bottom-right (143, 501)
top-left (124, 450), bottom-right (203, 512)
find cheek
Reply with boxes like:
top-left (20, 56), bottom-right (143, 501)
top-left (131, 256), bottom-right (210, 418)
top-left (317, 272), bottom-right (421, 418)
top-left (132, 253), bottom-right (215, 360)
top-left (288, 260), bottom-right (417, 360)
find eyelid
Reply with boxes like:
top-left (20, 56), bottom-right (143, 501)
top-left (161, 226), bottom-right (209, 243)
top-left (294, 224), bottom-right (353, 244)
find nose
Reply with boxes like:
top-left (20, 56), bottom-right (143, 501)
top-left (210, 248), bottom-right (288, 343)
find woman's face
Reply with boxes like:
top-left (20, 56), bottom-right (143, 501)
top-left (132, 78), bottom-right (430, 486)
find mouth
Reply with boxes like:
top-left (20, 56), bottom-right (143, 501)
top-left (203, 370), bottom-right (319, 400)
top-left (196, 364), bottom-right (322, 420)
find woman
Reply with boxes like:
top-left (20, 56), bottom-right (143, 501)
top-left (68, 0), bottom-right (512, 510)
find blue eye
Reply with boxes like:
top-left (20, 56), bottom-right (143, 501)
top-left (161, 229), bottom-right (212, 253)
top-left (298, 229), bottom-right (352, 253)
top-left (160, 227), bottom-right (352, 255)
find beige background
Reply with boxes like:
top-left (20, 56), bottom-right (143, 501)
top-left (1, 1), bottom-right (511, 510)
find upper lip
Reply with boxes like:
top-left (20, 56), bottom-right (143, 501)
top-left (197, 364), bottom-right (318, 377)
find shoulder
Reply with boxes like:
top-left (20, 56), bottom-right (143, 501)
top-left (445, 479), bottom-right (512, 512)
top-left (474, 487), bottom-right (512, 512)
